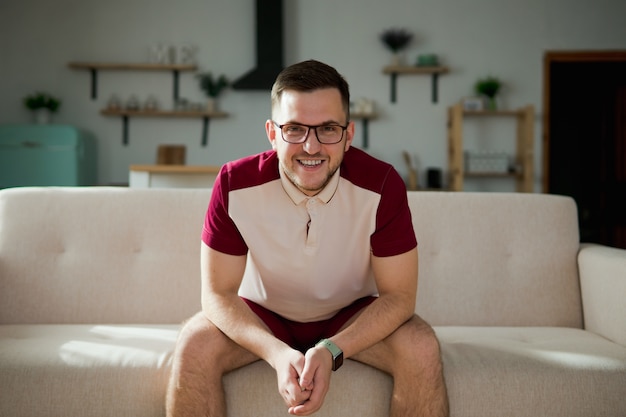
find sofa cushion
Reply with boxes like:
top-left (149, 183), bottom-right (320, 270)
top-left (0, 324), bottom-right (177, 417)
top-left (223, 327), bottom-right (626, 417)
top-left (0, 187), bottom-right (210, 324)
top-left (2, 325), bottom-right (624, 417)
top-left (0, 324), bottom-right (393, 417)
top-left (408, 192), bottom-right (583, 327)
top-left (438, 326), bottom-right (626, 417)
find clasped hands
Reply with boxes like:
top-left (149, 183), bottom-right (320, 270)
top-left (276, 345), bottom-right (334, 416)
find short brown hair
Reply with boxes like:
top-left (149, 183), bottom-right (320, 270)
top-left (271, 60), bottom-right (351, 120)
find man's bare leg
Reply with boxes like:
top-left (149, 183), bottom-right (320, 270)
top-left (166, 312), bottom-right (259, 417)
top-left (352, 315), bottom-right (449, 417)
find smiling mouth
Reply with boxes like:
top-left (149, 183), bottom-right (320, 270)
top-left (298, 159), bottom-right (323, 167)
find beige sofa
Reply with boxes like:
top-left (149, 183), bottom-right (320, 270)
top-left (1, 186), bottom-right (625, 417)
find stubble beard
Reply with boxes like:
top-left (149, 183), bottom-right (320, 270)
top-left (281, 159), bottom-right (341, 196)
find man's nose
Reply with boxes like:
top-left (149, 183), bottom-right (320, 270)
top-left (302, 129), bottom-right (321, 154)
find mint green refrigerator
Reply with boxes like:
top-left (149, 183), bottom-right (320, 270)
top-left (0, 125), bottom-right (97, 188)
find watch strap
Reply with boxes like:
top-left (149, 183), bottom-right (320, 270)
top-left (316, 338), bottom-right (344, 371)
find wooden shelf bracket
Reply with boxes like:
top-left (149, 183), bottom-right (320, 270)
top-left (351, 113), bottom-right (377, 149)
top-left (101, 109), bottom-right (227, 147)
top-left (383, 65), bottom-right (449, 104)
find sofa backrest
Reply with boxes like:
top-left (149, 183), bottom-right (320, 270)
top-left (0, 187), bottom-right (209, 324)
top-left (0, 187), bottom-right (583, 328)
top-left (408, 191), bottom-right (583, 328)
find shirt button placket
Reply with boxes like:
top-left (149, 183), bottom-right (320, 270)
top-left (306, 199), bottom-right (318, 248)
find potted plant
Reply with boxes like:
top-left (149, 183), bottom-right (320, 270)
top-left (23, 92), bottom-right (61, 124)
top-left (380, 28), bottom-right (414, 66)
top-left (474, 76), bottom-right (502, 110)
top-left (196, 72), bottom-right (229, 112)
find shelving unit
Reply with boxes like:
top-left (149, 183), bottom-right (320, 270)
top-left (69, 61), bottom-right (229, 147)
top-left (447, 103), bottom-right (534, 192)
top-left (69, 61), bottom-right (374, 148)
top-left (68, 62), bottom-right (197, 101)
top-left (100, 109), bottom-right (228, 146)
top-left (382, 65), bottom-right (449, 104)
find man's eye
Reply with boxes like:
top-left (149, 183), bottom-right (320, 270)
top-left (285, 125), bottom-right (306, 133)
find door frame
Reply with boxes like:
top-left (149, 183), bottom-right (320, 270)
top-left (542, 50), bottom-right (626, 192)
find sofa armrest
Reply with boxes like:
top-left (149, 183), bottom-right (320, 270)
top-left (578, 243), bottom-right (626, 346)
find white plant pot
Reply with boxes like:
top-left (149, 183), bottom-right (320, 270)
top-left (34, 109), bottom-right (51, 124)
top-left (206, 98), bottom-right (217, 113)
top-left (390, 51), bottom-right (407, 66)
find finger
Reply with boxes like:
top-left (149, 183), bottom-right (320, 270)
top-left (299, 379), bottom-right (315, 392)
top-left (289, 386), bottom-right (325, 415)
top-left (289, 398), bottom-right (322, 416)
top-left (298, 356), bottom-right (318, 391)
top-left (296, 387), bottom-right (311, 402)
top-left (283, 381), bottom-right (312, 407)
top-left (305, 383), bottom-right (325, 408)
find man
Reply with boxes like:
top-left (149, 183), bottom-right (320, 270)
top-left (166, 60), bottom-right (449, 417)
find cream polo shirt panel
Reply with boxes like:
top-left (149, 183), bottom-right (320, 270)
top-left (229, 167), bottom-right (380, 322)
top-left (278, 163), bottom-right (339, 253)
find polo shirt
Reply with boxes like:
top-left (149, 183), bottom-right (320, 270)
top-left (202, 147), bottom-right (417, 322)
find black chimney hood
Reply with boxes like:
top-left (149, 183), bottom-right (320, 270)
top-left (232, 0), bottom-right (284, 91)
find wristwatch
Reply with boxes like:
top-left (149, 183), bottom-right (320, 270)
top-left (316, 339), bottom-right (344, 371)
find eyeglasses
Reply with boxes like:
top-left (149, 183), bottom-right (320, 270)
top-left (272, 121), bottom-right (348, 144)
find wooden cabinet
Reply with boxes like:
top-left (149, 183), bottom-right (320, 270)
top-left (447, 103), bottom-right (534, 192)
top-left (129, 164), bottom-right (220, 188)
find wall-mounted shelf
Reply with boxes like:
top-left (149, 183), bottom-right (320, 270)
top-left (68, 62), bottom-right (197, 101)
top-left (382, 65), bottom-right (449, 104)
top-left (351, 112), bottom-right (377, 149)
top-left (101, 109), bottom-right (228, 147)
top-left (447, 103), bottom-right (535, 192)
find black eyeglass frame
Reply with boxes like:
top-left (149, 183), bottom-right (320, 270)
top-left (271, 120), bottom-right (349, 144)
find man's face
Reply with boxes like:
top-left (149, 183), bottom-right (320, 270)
top-left (266, 88), bottom-right (354, 196)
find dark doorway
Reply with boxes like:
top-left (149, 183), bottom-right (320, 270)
top-left (543, 51), bottom-right (626, 249)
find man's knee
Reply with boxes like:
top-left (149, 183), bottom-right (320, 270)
top-left (174, 311), bottom-right (258, 374)
top-left (174, 312), bottom-right (224, 364)
top-left (393, 316), bottom-right (442, 364)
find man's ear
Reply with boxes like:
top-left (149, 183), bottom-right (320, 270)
top-left (344, 120), bottom-right (355, 151)
top-left (266, 119), bottom-right (278, 150)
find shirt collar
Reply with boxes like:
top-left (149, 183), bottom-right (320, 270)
top-left (279, 166), bottom-right (340, 205)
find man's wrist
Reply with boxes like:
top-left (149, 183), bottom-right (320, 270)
top-left (315, 339), bottom-right (344, 371)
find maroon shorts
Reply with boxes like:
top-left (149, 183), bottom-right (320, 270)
top-left (242, 296), bottom-right (377, 353)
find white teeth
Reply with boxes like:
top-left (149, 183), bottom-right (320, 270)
top-left (300, 160), bottom-right (322, 166)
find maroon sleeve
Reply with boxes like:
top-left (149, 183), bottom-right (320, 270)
top-left (201, 164), bottom-right (249, 256)
top-left (370, 167), bottom-right (417, 257)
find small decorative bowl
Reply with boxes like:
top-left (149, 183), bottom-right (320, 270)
top-left (417, 54), bottom-right (439, 67)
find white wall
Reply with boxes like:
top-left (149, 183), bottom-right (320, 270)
top-left (1, 0), bottom-right (625, 189)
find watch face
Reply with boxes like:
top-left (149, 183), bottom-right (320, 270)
top-left (332, 352), bottom-right (344, 371)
